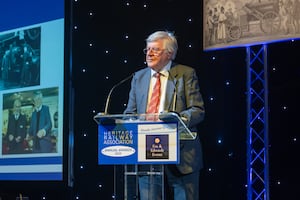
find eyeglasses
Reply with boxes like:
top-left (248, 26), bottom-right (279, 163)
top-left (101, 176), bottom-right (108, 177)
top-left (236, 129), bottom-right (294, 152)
top-left (143, 47), bottom-right (165, 55)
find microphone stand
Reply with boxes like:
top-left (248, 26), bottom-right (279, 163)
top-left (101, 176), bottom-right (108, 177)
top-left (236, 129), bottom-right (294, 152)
top-left (168, 70), bottom-right (177, 112)
top-left (99, 73), bottom-right (134, 200)
top-left (103, 73), bottom-right (134, 115)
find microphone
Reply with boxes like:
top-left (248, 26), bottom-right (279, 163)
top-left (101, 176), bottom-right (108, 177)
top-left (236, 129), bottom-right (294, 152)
top-left (168, 70), bottom-right (177, 112)
top-left (167, 71), bottom-right (188, 124)
top-left (159, 70), bottom-right (178, 122)
top-left (103, 73), bottom-right (134, 115)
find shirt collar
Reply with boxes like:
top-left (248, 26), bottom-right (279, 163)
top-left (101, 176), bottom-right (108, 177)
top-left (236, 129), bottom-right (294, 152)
top-left (36, 105), bottom-right (42, 112)
top-left (150, 61), bottom-right (172, 77)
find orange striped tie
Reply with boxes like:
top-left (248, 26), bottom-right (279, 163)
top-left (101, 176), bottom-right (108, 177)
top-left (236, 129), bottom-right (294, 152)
top-left (146, 73), bottom-right (161, 120)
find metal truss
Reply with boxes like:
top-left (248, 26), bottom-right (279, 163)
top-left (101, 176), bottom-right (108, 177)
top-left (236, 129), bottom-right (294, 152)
top-left (246, 45), bottom-right (269, 200)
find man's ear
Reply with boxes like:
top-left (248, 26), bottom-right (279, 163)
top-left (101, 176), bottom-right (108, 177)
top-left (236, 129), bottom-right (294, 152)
top-left (167, 52), bottom-right (173, 60)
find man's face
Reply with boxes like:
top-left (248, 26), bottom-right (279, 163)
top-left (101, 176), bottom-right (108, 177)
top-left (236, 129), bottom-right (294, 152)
top-left (145, 40), bottom-right (172, 72)
top-left (33, 97), bottom-right (42, 108)
top-left (13, 101), bottom-right (21, 114)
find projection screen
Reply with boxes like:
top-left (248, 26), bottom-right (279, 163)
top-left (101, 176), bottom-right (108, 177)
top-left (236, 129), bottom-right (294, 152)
top-left (0, 0), bottom-right (69, 182)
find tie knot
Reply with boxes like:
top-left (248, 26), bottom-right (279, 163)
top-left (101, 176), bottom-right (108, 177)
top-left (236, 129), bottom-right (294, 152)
top-left (154, 72), bottom-right (160, 78)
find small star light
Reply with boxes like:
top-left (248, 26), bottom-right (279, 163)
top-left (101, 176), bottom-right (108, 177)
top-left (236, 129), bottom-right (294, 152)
top-left (188, 44), bottom-right (192, 48)
top-left (74, 25), bottom-right (78, 30)
top-left (212, 56), bottom-right (216, 60)
top-left (89, 43), bottom-right (93, 47)
top-left (124, 59), bottom-right (128, 64)
top-left (75, 195), bottom-right (80, 200)
top-left (225, 80), bottom-right (230, 86)
top-left (105, 50), bottom-right (109, 54)
top-left (217, 138), bottom-right (222, 144)
top-left (80, 165), bottom-right (84, 169)
top-left (282, 105), bottom-right (288, 110)
top-left (277, 180), bottom-right (281, 185)
top-left (293, 137), bottom-right (297, 142)
top-left (143, 4), bottom-right (147, 8)
top-left (272, 66), bottom-right (276, 71)
top-left (188, 18), bottom-right (193, 22)
top-left (209, 96), bottom-right (214, 101)
top-left (89, 12), bottom-right (93, 16)
top-left (82, 68), bottom-right (86, 73)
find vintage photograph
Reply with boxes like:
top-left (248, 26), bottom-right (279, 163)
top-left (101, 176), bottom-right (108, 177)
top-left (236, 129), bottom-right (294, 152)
top-left (0, 26), bottom-right (41, 89)
top-left (203, 0), bottom-right (300, 50)
top-left (1, 87), bottom-right (59, 155)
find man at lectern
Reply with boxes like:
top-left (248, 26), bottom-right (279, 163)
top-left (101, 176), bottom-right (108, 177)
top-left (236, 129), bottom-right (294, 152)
top-left (124, 30), bottom-right (205, 200)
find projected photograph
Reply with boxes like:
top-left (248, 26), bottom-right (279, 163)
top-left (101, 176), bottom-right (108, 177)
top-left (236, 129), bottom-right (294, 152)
top-left (203, 0), bottom-right (300, 50)
top-left (0, 0), bottom-right (64, 181)
top-left (2, 87), bottom-right (59, 155)
top-left (0, 26), bottom-right (41, 89)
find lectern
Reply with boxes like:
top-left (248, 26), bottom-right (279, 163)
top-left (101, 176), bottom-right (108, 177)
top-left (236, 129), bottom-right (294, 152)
top-left (93, 112), bottom-right (196, 200)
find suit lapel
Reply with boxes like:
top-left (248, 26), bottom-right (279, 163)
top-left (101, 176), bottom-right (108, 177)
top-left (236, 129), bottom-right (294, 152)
top-left (139, 69), bottom-right (151, 113)
top-left (165, 65), bottom-right (178, 111)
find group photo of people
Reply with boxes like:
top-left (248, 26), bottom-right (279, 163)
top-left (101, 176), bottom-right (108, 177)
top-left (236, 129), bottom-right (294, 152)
top-left (0, 27), bottom-right (41, 90)
top-left (1, 88), bottom-right (59, 155)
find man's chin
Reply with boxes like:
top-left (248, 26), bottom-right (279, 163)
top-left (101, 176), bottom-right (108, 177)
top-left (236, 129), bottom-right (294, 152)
top-left (147, 64), bottom-right (155, 68)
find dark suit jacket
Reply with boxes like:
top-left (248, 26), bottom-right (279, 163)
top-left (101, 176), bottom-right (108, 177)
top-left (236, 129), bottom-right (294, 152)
top-left (124, 62), bottom-right (205, 174)
top-left (7, 113), bottom-right (27, 139)
top-left (28, 105), bottom-right (52, 152)
top-left (7, 113), bottom-right (27, 153)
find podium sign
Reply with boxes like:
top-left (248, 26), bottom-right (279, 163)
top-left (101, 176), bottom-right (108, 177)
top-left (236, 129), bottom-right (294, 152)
top-left (97, 119), bottom-right (179, 165)
top-left (94, 113), bottom-right (196, 199)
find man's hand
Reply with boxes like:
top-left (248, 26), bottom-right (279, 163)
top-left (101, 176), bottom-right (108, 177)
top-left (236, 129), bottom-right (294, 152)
top-left (37, 129), bottom-right (46, 138)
